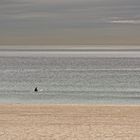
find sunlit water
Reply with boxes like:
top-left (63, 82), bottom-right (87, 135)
top-left (0, 50), bottom-right (140, 104)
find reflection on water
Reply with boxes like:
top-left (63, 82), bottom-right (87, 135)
top-left (0, 51), bottom-right (140, 104)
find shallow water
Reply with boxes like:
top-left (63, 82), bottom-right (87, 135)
top-left (0, 51), bottom-right (140, 104)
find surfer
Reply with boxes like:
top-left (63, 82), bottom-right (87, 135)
top-left (34, 87), bottom-right (38, 92)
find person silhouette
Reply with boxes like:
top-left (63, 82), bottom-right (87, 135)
top-left (34, 87), bottom-right (38, 92)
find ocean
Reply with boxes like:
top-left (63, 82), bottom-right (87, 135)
top-left (0, 50), bottom-right (140, 104)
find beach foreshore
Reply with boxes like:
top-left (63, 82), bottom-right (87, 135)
top-left (0, 104), bottom-right (140, 139)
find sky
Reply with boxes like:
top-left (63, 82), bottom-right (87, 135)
top-left (0, 0), bottom-right (140, 46)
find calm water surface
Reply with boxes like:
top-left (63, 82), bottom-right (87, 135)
top-left (0, 51), bottom-right (140, 104)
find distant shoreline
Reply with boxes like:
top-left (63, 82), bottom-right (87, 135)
top-left (1, 48), bottom-right (140, 52)
top-left (0, 45), bottom-right (140, 52)
top-left (1, 49), bottom-right (140, 58)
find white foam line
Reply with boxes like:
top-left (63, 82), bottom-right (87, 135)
top-left (46, 69), bottom-right (140, 71)
top-left (110, 20), bottom-right (140, 24)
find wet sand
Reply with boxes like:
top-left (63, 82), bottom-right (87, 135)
top-left (0, 104), bottom-right (140, 139)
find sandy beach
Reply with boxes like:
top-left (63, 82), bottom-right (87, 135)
top-left (0, 104), bottom-right (139, 140)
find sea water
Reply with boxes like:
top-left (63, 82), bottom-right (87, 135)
top-left (0, 50), bottom-right (140, 104)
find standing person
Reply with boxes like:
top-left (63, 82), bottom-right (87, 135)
top-left (34, 87), bottom-right (38, 92)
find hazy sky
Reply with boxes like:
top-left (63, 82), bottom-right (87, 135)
top-left (0, 0), bottom-right (140, 45)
